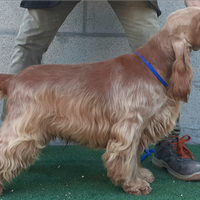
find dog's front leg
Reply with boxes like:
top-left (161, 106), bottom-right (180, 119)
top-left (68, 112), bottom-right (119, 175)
top-left (102, 117), bottom-right (151, 195)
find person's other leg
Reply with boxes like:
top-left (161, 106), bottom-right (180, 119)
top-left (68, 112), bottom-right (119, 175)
top-left (109, 0), bottom-right (200, 181)
top-left (10, 1), bottom-right (79, 74)
top-left (171, 115), bottom-right (181, 136)
top-left (2, 1), bottom-right (79, 120)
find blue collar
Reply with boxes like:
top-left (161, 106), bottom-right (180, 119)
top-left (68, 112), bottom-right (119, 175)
top-left (135, 52), bottom-right (168, 88)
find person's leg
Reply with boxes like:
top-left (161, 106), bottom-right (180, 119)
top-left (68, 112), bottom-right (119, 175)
top-left (108, 1), bottom-right (159, 52)
top-left (2, 1), bottom-right (79, 120)
top-left (109, 0), bottom-right (200, 181)
top-left (10, 1), bottom-right (79, 74)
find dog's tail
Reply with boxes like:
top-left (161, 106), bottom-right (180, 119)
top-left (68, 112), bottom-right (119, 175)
top-left (0, 74), bottom-right (13, 100)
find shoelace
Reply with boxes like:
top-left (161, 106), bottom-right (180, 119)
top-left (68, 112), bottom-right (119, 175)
top-left (169, 135), bottom-right (194, 159)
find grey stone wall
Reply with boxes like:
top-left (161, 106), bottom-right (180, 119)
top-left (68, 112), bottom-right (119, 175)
top-left (0, 1), bottom-right (200, 144)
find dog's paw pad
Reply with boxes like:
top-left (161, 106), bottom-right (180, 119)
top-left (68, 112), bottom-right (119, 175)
top-left (127, 189), bottom-right (142, 196)
top-left (141, 186), bottom-right (152, 195)
top-left (139, 168), bottom-right (155, 183)
top-left (126, 186), bottom-right (151, 195)
top-left (145, 174), bottom-right (155, 183)
top-left (123, 181), bottom-right (152, 195)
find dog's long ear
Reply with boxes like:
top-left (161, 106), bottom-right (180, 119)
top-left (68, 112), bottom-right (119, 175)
top-left (168, 38), bottom-right (193, 103)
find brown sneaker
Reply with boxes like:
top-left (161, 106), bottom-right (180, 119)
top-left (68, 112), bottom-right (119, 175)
top-left (152, 135), bottom-right (200, 181)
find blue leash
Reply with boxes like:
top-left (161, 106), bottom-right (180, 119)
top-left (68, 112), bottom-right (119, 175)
top-left (141, 149), bottom-right (155, 161)
top-left (135, 52), bottom-right (168, 88)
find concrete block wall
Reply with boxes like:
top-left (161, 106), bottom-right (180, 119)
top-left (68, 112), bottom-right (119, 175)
top-left (0, 1), bottom-right (200, 144)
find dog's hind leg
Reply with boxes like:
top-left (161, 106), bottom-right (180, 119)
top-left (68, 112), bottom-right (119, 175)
top-left (102, 116), bottom-right (151, 195)
top-left (0, 119), bottom-right (47, 195)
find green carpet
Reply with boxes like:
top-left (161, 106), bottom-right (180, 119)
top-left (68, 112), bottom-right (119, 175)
top-left (2, 144), bottom-right (200, 200)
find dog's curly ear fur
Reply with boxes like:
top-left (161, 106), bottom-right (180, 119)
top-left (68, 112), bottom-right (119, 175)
top-left (168, 38), bottom-right (193, 103)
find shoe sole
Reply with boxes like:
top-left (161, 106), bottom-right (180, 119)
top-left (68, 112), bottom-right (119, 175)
top-left (152, 155), bottom-right (200, 181)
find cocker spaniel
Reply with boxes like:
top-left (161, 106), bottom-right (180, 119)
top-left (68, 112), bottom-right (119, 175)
top-left (0, 7), bottom-right (200, 196)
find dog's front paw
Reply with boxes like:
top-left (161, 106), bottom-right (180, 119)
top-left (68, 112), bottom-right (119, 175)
top-left (139, 168), bottom-right (155, 183)
top-left (123, 179), bottom-right (151, 195)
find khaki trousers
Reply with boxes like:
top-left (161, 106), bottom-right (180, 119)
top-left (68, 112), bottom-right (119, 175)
top-left (9, 1), bottom-right (159, 73)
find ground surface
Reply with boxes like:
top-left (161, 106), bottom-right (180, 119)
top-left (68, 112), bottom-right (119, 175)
top-left (1, 144), bottom-right (200, 200)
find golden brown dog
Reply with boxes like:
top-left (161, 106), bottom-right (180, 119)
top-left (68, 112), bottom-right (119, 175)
top-left (0, 7), bottom-right (200, 195)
